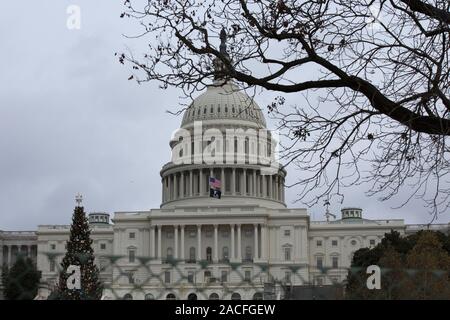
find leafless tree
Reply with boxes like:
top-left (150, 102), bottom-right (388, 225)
top-left (118, 0), bottom-right (450, 219)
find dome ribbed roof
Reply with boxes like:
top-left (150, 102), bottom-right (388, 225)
top-left (181, 82), bottom-right (267, 127)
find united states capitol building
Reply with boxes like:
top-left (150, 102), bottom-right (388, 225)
top-left (1, 44), bottom-right (449, 300)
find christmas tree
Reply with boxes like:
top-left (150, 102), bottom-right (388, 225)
top-left (50, 194), bottom-right (103, 299)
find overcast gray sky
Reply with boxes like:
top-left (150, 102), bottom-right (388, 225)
top-left (0, 1), bottom-right (448, 230)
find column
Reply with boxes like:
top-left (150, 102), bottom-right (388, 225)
top-left (214, 224), bottom-right (218, 262)
top-left (261, 225), bottom-right (267, 260)
top-left (180, 225), bottom-right (185, 261)
top-left (237, 224), bottom-right (242, 261)
top-left (243, 169), bottom-right (247, 195)
top-left (157, 225), bottom-right (162, 259)
top-left (199, 169), bottom-right (204, 196)
top-left (294, 226), bottom-right (300, 260)
top-left (174, 173), bottom-right (178, 200)
top-left (174, 225), bottom-right (178, 259)
top-left (161, 178), bottom-right (165, 203)
top-left (168, 175), bottom-right (172, 201)
top-left (274, 176), bottom-right (279, 200)
top-left (254, 224), bottom-right (259, 260)
top-left (190, 170), bottom-right (194, 197)
top-left (197, 225), bottom-right (202, 260)
top-left (231, 225), bottom-right (235, 260)
top-left (150, 226), bottom-right (155, 258)
top-left (301, 226), bottom-right (307, 261)
top-left (257, 174), bottom-right (260, 197)
top-left (180, 172), bottom-right (184, 198)
top-left (231, 168), bottom-right (236, 195)
top-left (221, 168), bottom-right (225, 195)
top-left (8, 245), bottom-right (11, 268)
top-left (268, 175), bottom-right (273, 199)
top-left (253, 170), bottom-right (257, 197)
top-left (262, 175), bottom-right (267, 197)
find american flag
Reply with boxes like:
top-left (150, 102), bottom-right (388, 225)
top-left (209, 177), bottom-right (221, 190)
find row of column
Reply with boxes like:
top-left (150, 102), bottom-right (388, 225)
top-left (148, 224), bottom-right (267, 262)
top-left (1, 245), bottom-right (37, 267)
top-left (162, 167), bottom-right (285, 203)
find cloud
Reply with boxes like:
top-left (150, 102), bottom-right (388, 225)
top-left (0, 1), bottom-right (448, 230)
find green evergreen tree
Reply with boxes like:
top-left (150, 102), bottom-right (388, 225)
top-left (1, 264), bottom-right (9, 298)
top-left (4, 255), bottom-right (41, 300)
top-left (346, 230), bottom-right (450, 299)
top-left (50, 201), bottom-right (103, 300)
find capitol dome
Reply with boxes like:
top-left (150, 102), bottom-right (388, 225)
top-left (181, 82), bottom-right (266, 128)
top-left (159, 29), bottom-right (285, 210)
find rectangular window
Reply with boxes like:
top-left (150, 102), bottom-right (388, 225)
top-left (332, 256), bottom-right (339, 268)
top-left (285, 271), bottom-right (291, 283)
top-left (50, 244), bottom-right (56, 250)
top-left (129, 232), bottom-right (135, 239)
top-left (284, 230), bottom-right (291, 237)
top-left (316, 240), bottom-right (322, 247)
top-left (204, 271), bottom-right (211, 283)
top-left (284, 247), bottom-right (291, 261)
top-left (100, 259), bottom-right (107, 272)
top-left (221, 271), bottom-right (228, 283)
top-left (128, 273), bottom-right (134, 284)
top-left (244, 270), bottom-right (251, 282)
top-left (370, 239), bottom-right (376, 246)
top-left (50, 259), bottom-right (55, 272)
top-left (100, 243), bottom-right (106, 250)
top-left (187, 272), bottom-right (194, 284)
top-left (129, 250), bottom-right (136, 263)
top-left (164, 271), bottom-right (171, 284)
top-left (332, 240), bottom-right (338, 246)
top-left (316, 257), bottom-right (323, 269)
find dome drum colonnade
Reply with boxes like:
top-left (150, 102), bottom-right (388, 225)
top-left (161, 165), bottom-right (285, 205)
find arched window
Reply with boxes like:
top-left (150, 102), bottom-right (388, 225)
top-left (231, 292), bottom-right (241, 300)
top-left (253, 292), bottom-right (263, 300)
top-left (209, 293), bottom-right (219, 300)
top-left (166, 293), bottom-right (176, 300)
top-left (188, 293), bottom-right (198, 300)
top-left (222, 246), bottom-right (229, 261)
top-left (123, 293), bottom-right (133, 300)
top-left (189, 247), bottom-right (196, 262)
top-left (245, 246), bottom-right (252, 261)
top-left (145, 293), bottom-right (155, 300)
top-left (206, 247), bottom-right (212, 262)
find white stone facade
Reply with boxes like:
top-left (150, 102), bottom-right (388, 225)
top-left (2, 80), bottom-right (449, 300)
